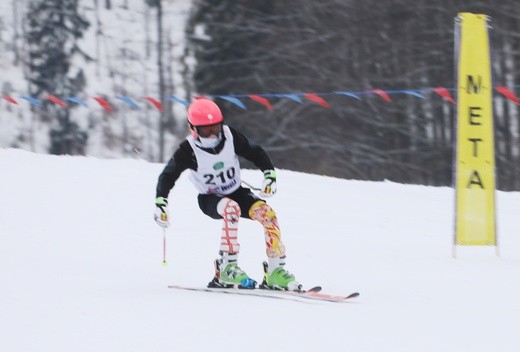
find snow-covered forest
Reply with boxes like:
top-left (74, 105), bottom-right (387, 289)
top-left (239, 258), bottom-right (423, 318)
top-left (1, 0), bottom-right (520, 189)
top-left (0, 0), bottom-right (192, 162)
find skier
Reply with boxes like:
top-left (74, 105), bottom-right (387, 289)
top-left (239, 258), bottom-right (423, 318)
top-left (154, 98), bottom-right (301, 291)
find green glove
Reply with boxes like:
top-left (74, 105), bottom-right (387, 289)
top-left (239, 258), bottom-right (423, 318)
top-left (260, 170), bottom-right (277, 197)
top-left (154, 197), bottom-right (169, 228)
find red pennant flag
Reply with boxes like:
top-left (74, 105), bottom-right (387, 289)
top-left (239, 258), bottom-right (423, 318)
top-left (433, 87), bottom-right (455, 104)
top-left (143, 97), bottom-right (164, 111)
top-left (94, 97), bottom-right (113, 111)
top-left (2, 96), bottom-right (18, 104)
top-left (370, 89), bottom-right (392, 102)
top-left (47, 95), bottom-right (66, 107)
top-left (248, 95), bottom-right (273, 111)
top-left (304, 93), bottom-right (330, 108)
top-left (495, 86), bottom-right (520, 106)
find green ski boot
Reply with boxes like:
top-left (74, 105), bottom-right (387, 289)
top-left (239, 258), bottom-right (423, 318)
top-left (207, 253), bottom-right (256, 289)
top-left (260, 259), bottom-right (302, 291)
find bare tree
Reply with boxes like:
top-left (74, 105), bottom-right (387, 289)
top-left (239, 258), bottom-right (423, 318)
top-left (146, 0), bottom-right (176, 161)
top-left (185, 0), bottom-right (520, 189)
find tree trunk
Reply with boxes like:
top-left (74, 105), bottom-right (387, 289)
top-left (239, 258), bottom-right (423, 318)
top-left (156, 0), bottom-right (166, 161)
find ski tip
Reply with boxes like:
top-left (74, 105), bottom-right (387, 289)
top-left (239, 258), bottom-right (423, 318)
top-left (346, 292), bottom-right (360, 299)
top-left (306, 286), bottom-right (322, 293)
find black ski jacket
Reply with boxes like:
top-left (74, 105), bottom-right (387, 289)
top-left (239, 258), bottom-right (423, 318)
top-left (156, 126), bottom-right (274, 198)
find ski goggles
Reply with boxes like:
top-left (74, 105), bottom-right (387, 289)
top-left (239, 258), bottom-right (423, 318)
top-left (196, 123), bottom-right (223, 138)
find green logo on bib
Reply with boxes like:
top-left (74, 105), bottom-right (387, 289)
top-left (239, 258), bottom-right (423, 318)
top-left (213, 162), bottom-right (224, 170)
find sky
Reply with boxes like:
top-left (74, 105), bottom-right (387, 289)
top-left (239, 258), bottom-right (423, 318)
top-left (1, 148), bottom-right (520, 352)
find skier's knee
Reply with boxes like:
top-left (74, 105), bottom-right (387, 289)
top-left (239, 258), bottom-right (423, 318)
top-left (217, 198), bottom-right (241, 218)
top-left (249, 201), bottom-right (277, 222)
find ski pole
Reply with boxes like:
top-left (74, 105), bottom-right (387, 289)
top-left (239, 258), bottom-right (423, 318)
top-left (241, 180), bottom-right (261, 192)
top-left (162, 228), bottom-right (168, 266)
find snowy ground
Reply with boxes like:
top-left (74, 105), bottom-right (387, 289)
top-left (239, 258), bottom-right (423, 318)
top-left (1, 148), bottom-right (520, 352)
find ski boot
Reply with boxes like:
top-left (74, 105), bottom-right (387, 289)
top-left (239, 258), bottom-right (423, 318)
top-left (259, 258), bottom-right (302, 292)
top-left (207, 253), bottom-right (256, 289)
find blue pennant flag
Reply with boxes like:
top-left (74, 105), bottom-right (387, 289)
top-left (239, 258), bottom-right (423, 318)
top-left (20, 96), bottom-right (43, 107)
top-left (168, 96), bottom-right (189, 106)
top-left (403, 91), bottom-right (426, 99)
top-left (217, 96), bottom-right (247, 109)
top-left (66, 97), bottom-right (88, 107)
top-left (117, 96), bottom-right (141, 109)
top-left (335, 91), bottom-right (362, 100)
top-left (281, 94), bottom-right (303, 103)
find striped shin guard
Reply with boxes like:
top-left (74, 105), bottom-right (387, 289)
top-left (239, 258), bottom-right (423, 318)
top-left (217, 198), bottom-right (241, 253)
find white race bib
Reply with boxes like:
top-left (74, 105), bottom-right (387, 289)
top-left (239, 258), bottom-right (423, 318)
top-left (186, 126), bottom-right (241, 195)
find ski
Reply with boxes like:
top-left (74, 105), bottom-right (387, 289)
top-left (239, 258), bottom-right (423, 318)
top-left (168, 284), bottom-right (359, 303)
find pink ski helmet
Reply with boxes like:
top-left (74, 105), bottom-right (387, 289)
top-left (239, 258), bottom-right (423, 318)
top-left (187, 98), bottom-right (224, 139)
top-left (188, 98), bottom-right (223, 125)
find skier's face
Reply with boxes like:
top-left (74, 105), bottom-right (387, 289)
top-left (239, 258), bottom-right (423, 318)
top-left (197, 123), bottom-right (223, 138)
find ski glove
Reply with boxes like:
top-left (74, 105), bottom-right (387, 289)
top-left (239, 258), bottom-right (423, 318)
top-left (260, 170), bottom-right (277, 198)
top-left (154, 197), bottom-right (170, 228)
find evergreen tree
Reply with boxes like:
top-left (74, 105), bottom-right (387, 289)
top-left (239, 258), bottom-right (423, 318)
top-left (25, 0), bottom-right (90, 155)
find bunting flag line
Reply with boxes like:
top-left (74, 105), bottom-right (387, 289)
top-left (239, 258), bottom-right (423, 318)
top-left (304, 93), bottom-right (330, 108)
top-left (248, 94), bottom-right (273, 111)
top-left (117, 96), bottom-right (140, 109)
top-left (93, 97), bottom-right (112, 112)
top-left (433, 87), bottom-right (456, 104)
top-left (370, 89), bottom-right (392, 102)
top-left (495, 86), bottom-right (520, 106)
top-left (66, 96), bottom-right (88, 107)
top-left (1, 85), bottom-right (520, 111)
top-left (143, 97), bottom-right (164, 111)
top-left (47, 95), bottom-right (66, 107)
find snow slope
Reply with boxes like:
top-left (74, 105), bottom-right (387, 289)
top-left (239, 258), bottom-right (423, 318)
top-left (1, 148), bottom-right (520, 352)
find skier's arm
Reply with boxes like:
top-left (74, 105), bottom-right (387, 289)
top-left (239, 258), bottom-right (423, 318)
top-left (230, 127), bottom-right (274, 171)
top-left (155, 141), bottom-right (196, 198)
top-left (230, 127), bottom-right (277, 197)
top-left (156, 159), bottom-right (182, 198)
